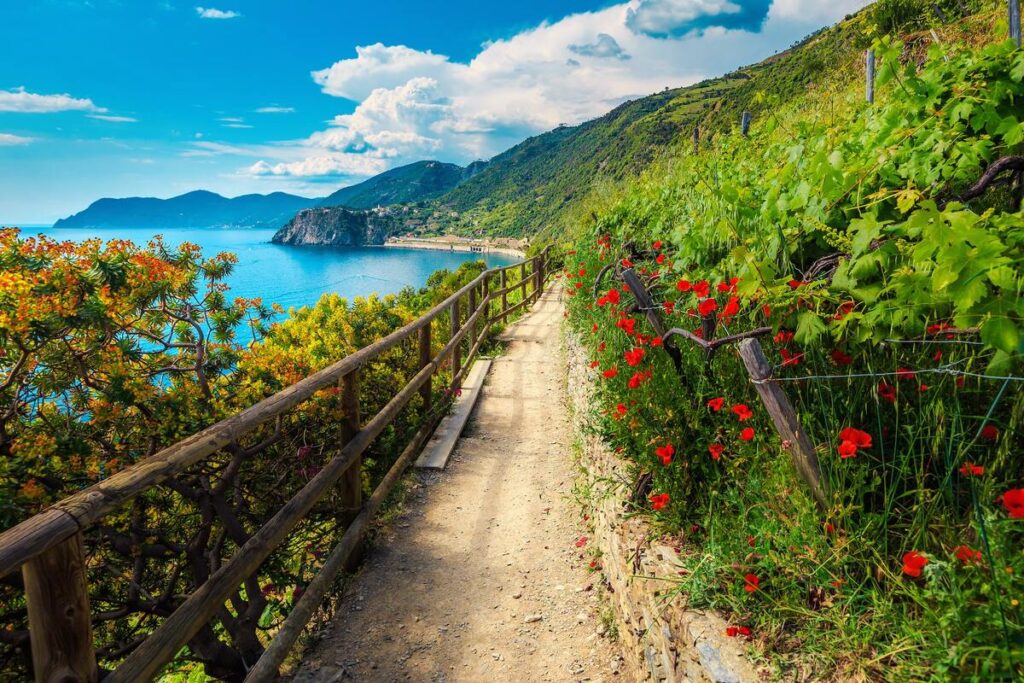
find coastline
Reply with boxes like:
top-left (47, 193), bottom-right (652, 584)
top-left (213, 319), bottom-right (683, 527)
top-left (382, 236), bottom-right (526, 259)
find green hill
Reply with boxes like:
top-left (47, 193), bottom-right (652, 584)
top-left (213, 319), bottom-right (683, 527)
top-left (320, 160), bottom-right (483, 209)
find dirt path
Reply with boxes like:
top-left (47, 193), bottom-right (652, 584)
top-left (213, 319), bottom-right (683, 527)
top-left (293, 288), bottom-right (624, 682)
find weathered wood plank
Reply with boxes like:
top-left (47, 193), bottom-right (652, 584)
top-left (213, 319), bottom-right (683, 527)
top-left (23, 532), bottom-right (98, 683)
top-left (338, 370), bottom-right (361, 523)
top-left (737, 338), bottom-right (828, 508)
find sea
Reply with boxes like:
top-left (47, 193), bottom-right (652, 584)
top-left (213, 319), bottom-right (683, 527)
top-left (16, 226), bottom-right (518, 315)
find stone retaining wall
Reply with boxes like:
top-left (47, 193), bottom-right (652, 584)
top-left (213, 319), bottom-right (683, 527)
top-left (563, 326), bottom-right (761, 683)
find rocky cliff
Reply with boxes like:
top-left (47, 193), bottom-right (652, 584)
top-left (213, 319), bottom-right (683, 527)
top-left (271, 207), bottom-right (403, 246)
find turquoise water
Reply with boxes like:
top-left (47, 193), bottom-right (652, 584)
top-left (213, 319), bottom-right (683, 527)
top-left (27, 227), bottom-right (518, 312)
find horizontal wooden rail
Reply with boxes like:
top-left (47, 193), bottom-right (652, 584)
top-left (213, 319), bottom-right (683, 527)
top-left (1, 245), bottom-right (553, 683)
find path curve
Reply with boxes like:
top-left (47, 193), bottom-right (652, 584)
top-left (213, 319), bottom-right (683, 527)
top-left (294, 288), bottom-right (624, 682)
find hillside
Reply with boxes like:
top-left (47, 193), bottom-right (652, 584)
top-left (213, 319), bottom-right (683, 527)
top-left (319, 160), bottom-right (484, 209)
top-left (53, 190), bottom-right (317, 230)
top-left (426, 10), bottom-right (871, 239)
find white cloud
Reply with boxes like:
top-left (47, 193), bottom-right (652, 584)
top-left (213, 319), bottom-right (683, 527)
top-left (244, 0), bottom-right (873, 183)
top-left (768, 0), bottom-right (869, 22)
top-left (224, 123), bottom-right (254, 128)
top-left (255, 106), bottom-right (295, 113)
top-left (0, 87), bottom-right (103, 113)
top-left (89, 114), bottom-right (137, 123)
top-left (0, 133), bottom-right (34, 146)
top-left (196, 6), bottom-right (240, 19)
top-left (248, 155), bottom-right (387, 178)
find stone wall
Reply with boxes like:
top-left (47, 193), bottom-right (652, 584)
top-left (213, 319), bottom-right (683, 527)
top-left (563, 327), bottom-right (762, 683)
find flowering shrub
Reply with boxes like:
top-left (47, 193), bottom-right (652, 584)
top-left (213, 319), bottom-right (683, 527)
top-left (564, 15), bottom-right (1024, 680)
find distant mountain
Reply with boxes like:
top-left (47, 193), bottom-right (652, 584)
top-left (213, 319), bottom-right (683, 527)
top-left (319, 160), bottom-right (485, 209)
top-left (53, 190), bottom-right (317, 230)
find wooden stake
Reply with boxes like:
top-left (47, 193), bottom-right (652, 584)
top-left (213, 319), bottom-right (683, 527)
top-left (692, 126), bottom-right (699, 153)
top-left (500, 269), bottom-right (508, 324)
top-left (737, 338), bottom-right (828, 508)
top-left (866, 49), bottom-right (876, 104)
top-left (1012, 0), bottom-right (1022, 48)
top-left (419, 323), bottom-right (432, 415)
top-left (23, 532), bottom-right (98, 683)
top-left (450, 299), bottom-right (461, 382)
top-left (741, 111), bottom-right (752, 137)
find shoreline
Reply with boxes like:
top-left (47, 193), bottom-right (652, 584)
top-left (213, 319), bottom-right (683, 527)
top-left (382, 237), bottom-right (526, 259)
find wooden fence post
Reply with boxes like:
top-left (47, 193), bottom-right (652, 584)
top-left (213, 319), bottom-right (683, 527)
top-left (737, 338), bottom-right (828, 508)
top-left (450, 298), bottom-right (461, 383)
top-left (1012, 0), bottom-right (1022, 48)
top-left (23, 532), bottom-right (98, 683)
top-left (468, 285), bottom-right (477, 356)
top-left (419, 323), bottom-right (432, 415)
top-left (500, 269), bottom-right (508, 323)
top-left (692, 126), bottom-right (699, 153)
top-left (520, 262), bottom-right (528, 303)
top-left (866, 49), bottom-right (876, 104)
top-left (741, 111), bottom-right (752, 137)
top-left (339, 370), bottom-right (361, 522)
top-left (536, 253), bottom-right (545, 300)
top-left (620, 269), bottom-right (684, 374)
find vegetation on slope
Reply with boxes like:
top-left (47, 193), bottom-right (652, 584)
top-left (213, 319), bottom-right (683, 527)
top-left (318, 160), bottom-right (483, 210)
top-left (563, 1), bottom-right (1024, 679)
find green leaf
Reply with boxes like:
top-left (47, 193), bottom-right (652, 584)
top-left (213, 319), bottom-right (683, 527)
top-left (981, 317), bottom-right (1021, 355)
top-left (795, 311), bottom-right (828, 345)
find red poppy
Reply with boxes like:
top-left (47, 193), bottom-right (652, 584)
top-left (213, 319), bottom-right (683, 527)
top-left (933, 350), bottom-right (943, 362)
top-left (959, 462), bottom-right (985, 477)
top-left (655, 444), bottom-right (675, 465)
top-left (725, 625), bottom-right (751, 638)
top-left (927, 322), bottom-right (953, 335)
top-left (698, 298), bottom-right (718, 316)
top-left (837, 441), bottom-right (858, 459)
top-left (708, 397), bottom-right (725, 412)
top-left (831, 349), bottom-right (853, 366)
top-left (732, 404), bottom-right (754, 422)
top-left (651, 336), bottom-right (663, 347)
top-left (834, 301), bottom-right (855, 320)
top-left (628, 371), bottom-right (651, 389)
top-left (1002, 488), bottom-right (1024, 518)
top-left (780, 349), bottom-right (804, 367)
top-left (617, 317), bottom-right (637, 336)
top-left (743, 574), bottom-right (760, 592)
top-left (653, 240), bottom-right (663, 250)
top-left (902, 551), bottom-right (928, 577)
top-left (615, 403), bottom-right (628, 417)
top-left (721, 296), bottom-right (740, 318)
top-left (599, 288), bottom-right (621, 306)
top-left (774, 330), bottom-right (794, 344)
top-left (896, 367), bottom-right (914, 381)
top-left (621, 258), bottom-right (634, 268)
top-left (954, 545), bottom-right (982, 565)
top-left (650, 492), bottom-right (670, 510)
top-left (603, 367), bottom-right (618, 379)
top-left (739, 427), bottom-right (755, 442)
top-left (918, 383), bottom-right (929, 392)
top-left (708, 443), bottom-right (724, 460)
top-left (589, 360), bottom-right (600, 369)
top-left (578, 267), bottom-right (586, 277)
top-left (878, 382), bottom-right (897, 403)
top-left (591, 323), bottom-right (598, 333)
top-left (663, 300), bottom-right (676, 315)
top-left (762, 305), bottom-right (772, 317)
top-left (693, 280), bottom-right (711, 299)
top-left (839, 428), bottom-right (872, 448)
top-left (575, 536), bottom-right (589, 548)
top-left (656, 254), bottom-right (666, 264)
top-left (788, 279), bottom-right (806, 289)
top-left (981, 424), bottom-right (1000, 441)
top-left (676, 279), bottom-right (692, 292)
top-left (624, 347), bottom-right (645, 367)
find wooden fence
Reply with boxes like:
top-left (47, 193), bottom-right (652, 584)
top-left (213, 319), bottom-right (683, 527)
top-left (0, 247), bottom-right (553, 682)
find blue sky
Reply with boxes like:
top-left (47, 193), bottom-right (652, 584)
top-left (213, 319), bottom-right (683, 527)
top-left (0, 0), bottom-right (871, 223)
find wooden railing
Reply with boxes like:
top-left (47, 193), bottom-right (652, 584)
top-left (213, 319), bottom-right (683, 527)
top-left (0, 247), bottom-right (553, 682)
